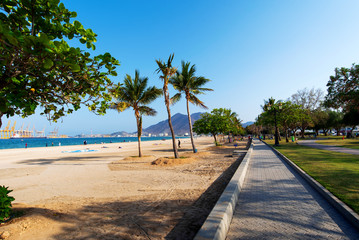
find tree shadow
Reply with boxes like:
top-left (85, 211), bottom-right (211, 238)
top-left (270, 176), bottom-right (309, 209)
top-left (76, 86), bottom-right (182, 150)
top-left (16, 155), bottom-right (122, 166)
top-left (10, 198), bottom-right (196, 240)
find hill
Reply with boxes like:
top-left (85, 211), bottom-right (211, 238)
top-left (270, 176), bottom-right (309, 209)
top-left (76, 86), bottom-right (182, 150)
top-left (142, 112), bottom-right (203, 136)
top-left (242, 121), bottom-right (254, 127)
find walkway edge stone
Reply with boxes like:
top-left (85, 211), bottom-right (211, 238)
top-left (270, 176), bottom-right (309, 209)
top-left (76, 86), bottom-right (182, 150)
top-left (262, 140), bottom-right (359, 230)
top-left (194, 143), bottom-right (253, 240)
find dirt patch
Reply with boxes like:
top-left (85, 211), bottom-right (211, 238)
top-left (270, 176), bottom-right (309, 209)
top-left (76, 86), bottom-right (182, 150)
top-left (151, 157), bottom-right (196, 166)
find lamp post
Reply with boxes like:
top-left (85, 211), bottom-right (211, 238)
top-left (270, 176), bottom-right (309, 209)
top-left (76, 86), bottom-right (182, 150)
top-left (266, 101), bottom-right (282, 146)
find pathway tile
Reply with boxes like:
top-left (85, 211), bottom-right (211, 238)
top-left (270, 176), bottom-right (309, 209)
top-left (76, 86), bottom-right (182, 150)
top-left (226, 140), bottom-right (359, 239)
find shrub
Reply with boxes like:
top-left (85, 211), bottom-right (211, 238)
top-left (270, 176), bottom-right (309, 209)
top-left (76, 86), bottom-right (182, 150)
top-left (0, 186), bottom-right (15, 222)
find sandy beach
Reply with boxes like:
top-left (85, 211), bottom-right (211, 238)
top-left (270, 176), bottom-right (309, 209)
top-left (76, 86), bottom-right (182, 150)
top-left (0, 136), bottom-right (248, 239)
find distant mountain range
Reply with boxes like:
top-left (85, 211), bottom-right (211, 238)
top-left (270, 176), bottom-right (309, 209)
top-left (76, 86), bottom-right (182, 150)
top-left (143, 112), bottom-right (203, 135)
top-left (242, 121), bottom-right (254, 127)
top-left (110, 112), bottom-right (254, 136)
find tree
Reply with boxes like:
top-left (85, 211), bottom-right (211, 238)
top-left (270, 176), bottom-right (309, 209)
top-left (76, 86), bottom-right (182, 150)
top-left (155, 54), bottom-right (179, 158)
top-left (342, 109), bottom-right (359, 137)
top-left (262, 98), bottom-right (283, 145)
top-left (169, 61), bottom-right (213, 153)
top-left (324, 64), bottom-right (359, 112)
top-left (277, 101), bottom-right (301, 142)
top-left (327, 110), bottom-right (344, 136)
top-left (111, 70), bottom-right (162, 157)
top-left (193, 108), bottom-right (241, 144)
top-left (289, 88), bottom-right (323, 138)
top-left (0, 0), bottom-right (119, 128)
top-left (311, 109), bottom-right (330, 136)
top-left (290, 88), bottom-right (324, 111)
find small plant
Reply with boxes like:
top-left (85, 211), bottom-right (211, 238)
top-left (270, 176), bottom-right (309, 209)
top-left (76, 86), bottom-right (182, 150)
top-left (0, 186), bottom-right (15, 222)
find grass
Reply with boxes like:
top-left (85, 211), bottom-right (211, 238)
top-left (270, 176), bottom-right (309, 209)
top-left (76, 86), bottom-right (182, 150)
top-left (265, 139), bottom-right (359, 214)
top-left (315, 138), bottom-right (359, 150)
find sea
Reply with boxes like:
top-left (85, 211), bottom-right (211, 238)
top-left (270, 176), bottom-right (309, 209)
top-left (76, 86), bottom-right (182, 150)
top-left (0, 136), bottom-right (187, 150)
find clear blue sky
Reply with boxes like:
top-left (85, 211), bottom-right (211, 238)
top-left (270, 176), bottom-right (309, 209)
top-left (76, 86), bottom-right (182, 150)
top-left (6, 0), bottom-right (359, 136)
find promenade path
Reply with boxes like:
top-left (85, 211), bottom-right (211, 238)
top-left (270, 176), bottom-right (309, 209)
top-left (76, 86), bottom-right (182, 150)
top-left (298, 139), bottom-right (359, 155)
top-left (226, 140), bottom-right (359, 239)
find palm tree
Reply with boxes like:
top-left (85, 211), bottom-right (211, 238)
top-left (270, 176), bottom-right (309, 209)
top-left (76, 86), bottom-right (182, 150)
top-left (169, 61), bottom-right (213, 153)
top-left (111, 70), bottom-right (162, 157)
top-left (155, 54), bottom-right (179, 158)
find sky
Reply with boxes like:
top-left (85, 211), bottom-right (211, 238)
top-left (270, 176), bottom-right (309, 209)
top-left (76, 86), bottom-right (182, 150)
top-left (5, 0), bottom-right (359, 136)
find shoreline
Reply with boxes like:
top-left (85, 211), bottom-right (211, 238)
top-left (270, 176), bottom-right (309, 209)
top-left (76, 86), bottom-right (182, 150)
top-left (0, 135), bottom-right (193, 151)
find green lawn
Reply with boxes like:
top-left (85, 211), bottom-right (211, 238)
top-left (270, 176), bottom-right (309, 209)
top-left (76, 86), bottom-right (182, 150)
top-left (265, 140), bottom-right (359, 214)
top-left (315, 138), bottom-right (359, 150)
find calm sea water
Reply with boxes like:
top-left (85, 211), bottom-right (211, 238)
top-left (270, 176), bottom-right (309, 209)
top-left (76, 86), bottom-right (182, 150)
top-left (0, 136), bottom-right (187, 150)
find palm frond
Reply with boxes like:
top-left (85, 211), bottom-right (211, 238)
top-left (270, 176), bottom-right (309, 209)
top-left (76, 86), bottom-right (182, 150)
top-left (110, 102), bottom-right (131, 112)
top-left (189, 94), bottom-right (208, 109)
top-left (139, 106), bottom-right (157, 116)
top-left (140, 86), bottom-right (162, 105)
top-left (170, 93), bottom-right (182, 105)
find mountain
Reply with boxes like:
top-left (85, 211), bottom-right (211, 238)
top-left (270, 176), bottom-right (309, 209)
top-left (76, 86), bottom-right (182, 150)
top-left (142, 112), bottom-right (203, 136)
top-left (242, 121), bottom-right (254, 128)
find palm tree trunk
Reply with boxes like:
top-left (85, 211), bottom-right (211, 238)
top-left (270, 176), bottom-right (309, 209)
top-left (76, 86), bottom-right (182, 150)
top-left (135, 112), bottom-right (142, 157)
top-left (186, 98), bottom-right (196, 153)
top-left (164, 85), bottom-right (178, 158)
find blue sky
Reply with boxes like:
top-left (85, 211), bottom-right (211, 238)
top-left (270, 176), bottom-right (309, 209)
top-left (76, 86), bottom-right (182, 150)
top-left (6, 0), bottom-right (359, 136)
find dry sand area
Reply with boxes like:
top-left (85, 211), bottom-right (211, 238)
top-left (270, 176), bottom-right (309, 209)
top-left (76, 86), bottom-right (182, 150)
top-left (0, 137), bottom-right (248, 239)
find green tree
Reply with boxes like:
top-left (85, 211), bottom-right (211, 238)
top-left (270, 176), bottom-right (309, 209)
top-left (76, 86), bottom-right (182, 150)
top-left (193, 108), bottom-right (240, 144)
top-left (111, 70), bottom-right (162, 157)
top-left (169, 61), bottom-right (213, 153)
top-left (311, 109), bottom-right (330, 136)
top-left (342, 109), bottom-right (359, 136)
top-left (156, 54), bottom-right (179, 158)
top-left (325, 64), bottom-right (359, 112)
top-left (0, 0), bottom-right (119, 127)
top-left (262, 98), bottom-right (283, 145)
top-left (327, 110), bottom-right (344, 136)
top-left (277, 101), bottom-right (301, 142)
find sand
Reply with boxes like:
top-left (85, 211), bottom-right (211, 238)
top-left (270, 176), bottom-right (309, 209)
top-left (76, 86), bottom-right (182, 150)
top-left (0, 137), bottom-right (248, 240)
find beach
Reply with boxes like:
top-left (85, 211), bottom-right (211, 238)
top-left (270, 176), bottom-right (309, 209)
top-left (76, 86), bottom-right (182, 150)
top-left (0, 136), bottom-right (247, 239)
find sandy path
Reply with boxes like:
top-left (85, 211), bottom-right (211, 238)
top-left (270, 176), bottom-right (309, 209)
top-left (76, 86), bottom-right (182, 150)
top-left (0, 137), bottom-right (247, 239)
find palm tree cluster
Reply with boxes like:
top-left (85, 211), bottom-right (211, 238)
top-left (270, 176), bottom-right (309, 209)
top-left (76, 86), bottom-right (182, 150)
top-left (111, 54), bottom-right (213, 158)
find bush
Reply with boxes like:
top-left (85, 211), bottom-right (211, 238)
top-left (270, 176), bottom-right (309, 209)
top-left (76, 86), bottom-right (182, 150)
top-left (0, 186), bottom-right (15, 222)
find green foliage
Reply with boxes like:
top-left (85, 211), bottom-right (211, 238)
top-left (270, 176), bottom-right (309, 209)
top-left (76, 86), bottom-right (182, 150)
top-left (169, 61), bottom-right (213, 107)
top-left (0, 186), bottom-right (15, 222)
top-left (0, 0), bottom-right (120, 126)
top-left (343, 108), bottom-right (359, 128)
top-left (193, 108), bottom-right (243, 142)
top-left (325, 64), bottom-right (359, 112)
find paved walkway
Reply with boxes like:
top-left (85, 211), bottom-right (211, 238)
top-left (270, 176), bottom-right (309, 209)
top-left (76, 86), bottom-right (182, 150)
top-left (226, 140), bottom-right (359, 239)
top-left (298, 140), bottom-right (359, 155)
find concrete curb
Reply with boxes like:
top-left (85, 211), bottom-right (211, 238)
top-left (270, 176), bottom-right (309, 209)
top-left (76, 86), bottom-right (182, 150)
top-left (262, 140), bottom-right (359, 230)
top-left (194, 143), bottom-right (253, 240)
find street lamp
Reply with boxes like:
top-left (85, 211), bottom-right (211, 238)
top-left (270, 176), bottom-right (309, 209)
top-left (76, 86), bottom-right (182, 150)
top-left (266, 102), bottom-right (282, 146)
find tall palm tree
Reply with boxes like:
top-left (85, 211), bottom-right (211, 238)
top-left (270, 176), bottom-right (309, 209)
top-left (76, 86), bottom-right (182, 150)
top-left (169, 61), bottom-right (213, 153)
top-left (111, 70), bottom-right (162, 157)
top-left (155, 54), bottom-right (179, 158)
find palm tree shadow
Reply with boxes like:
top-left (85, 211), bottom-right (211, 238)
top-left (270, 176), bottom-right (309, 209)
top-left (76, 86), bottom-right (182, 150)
top-left (17, 155), bottom-right (121, 165)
